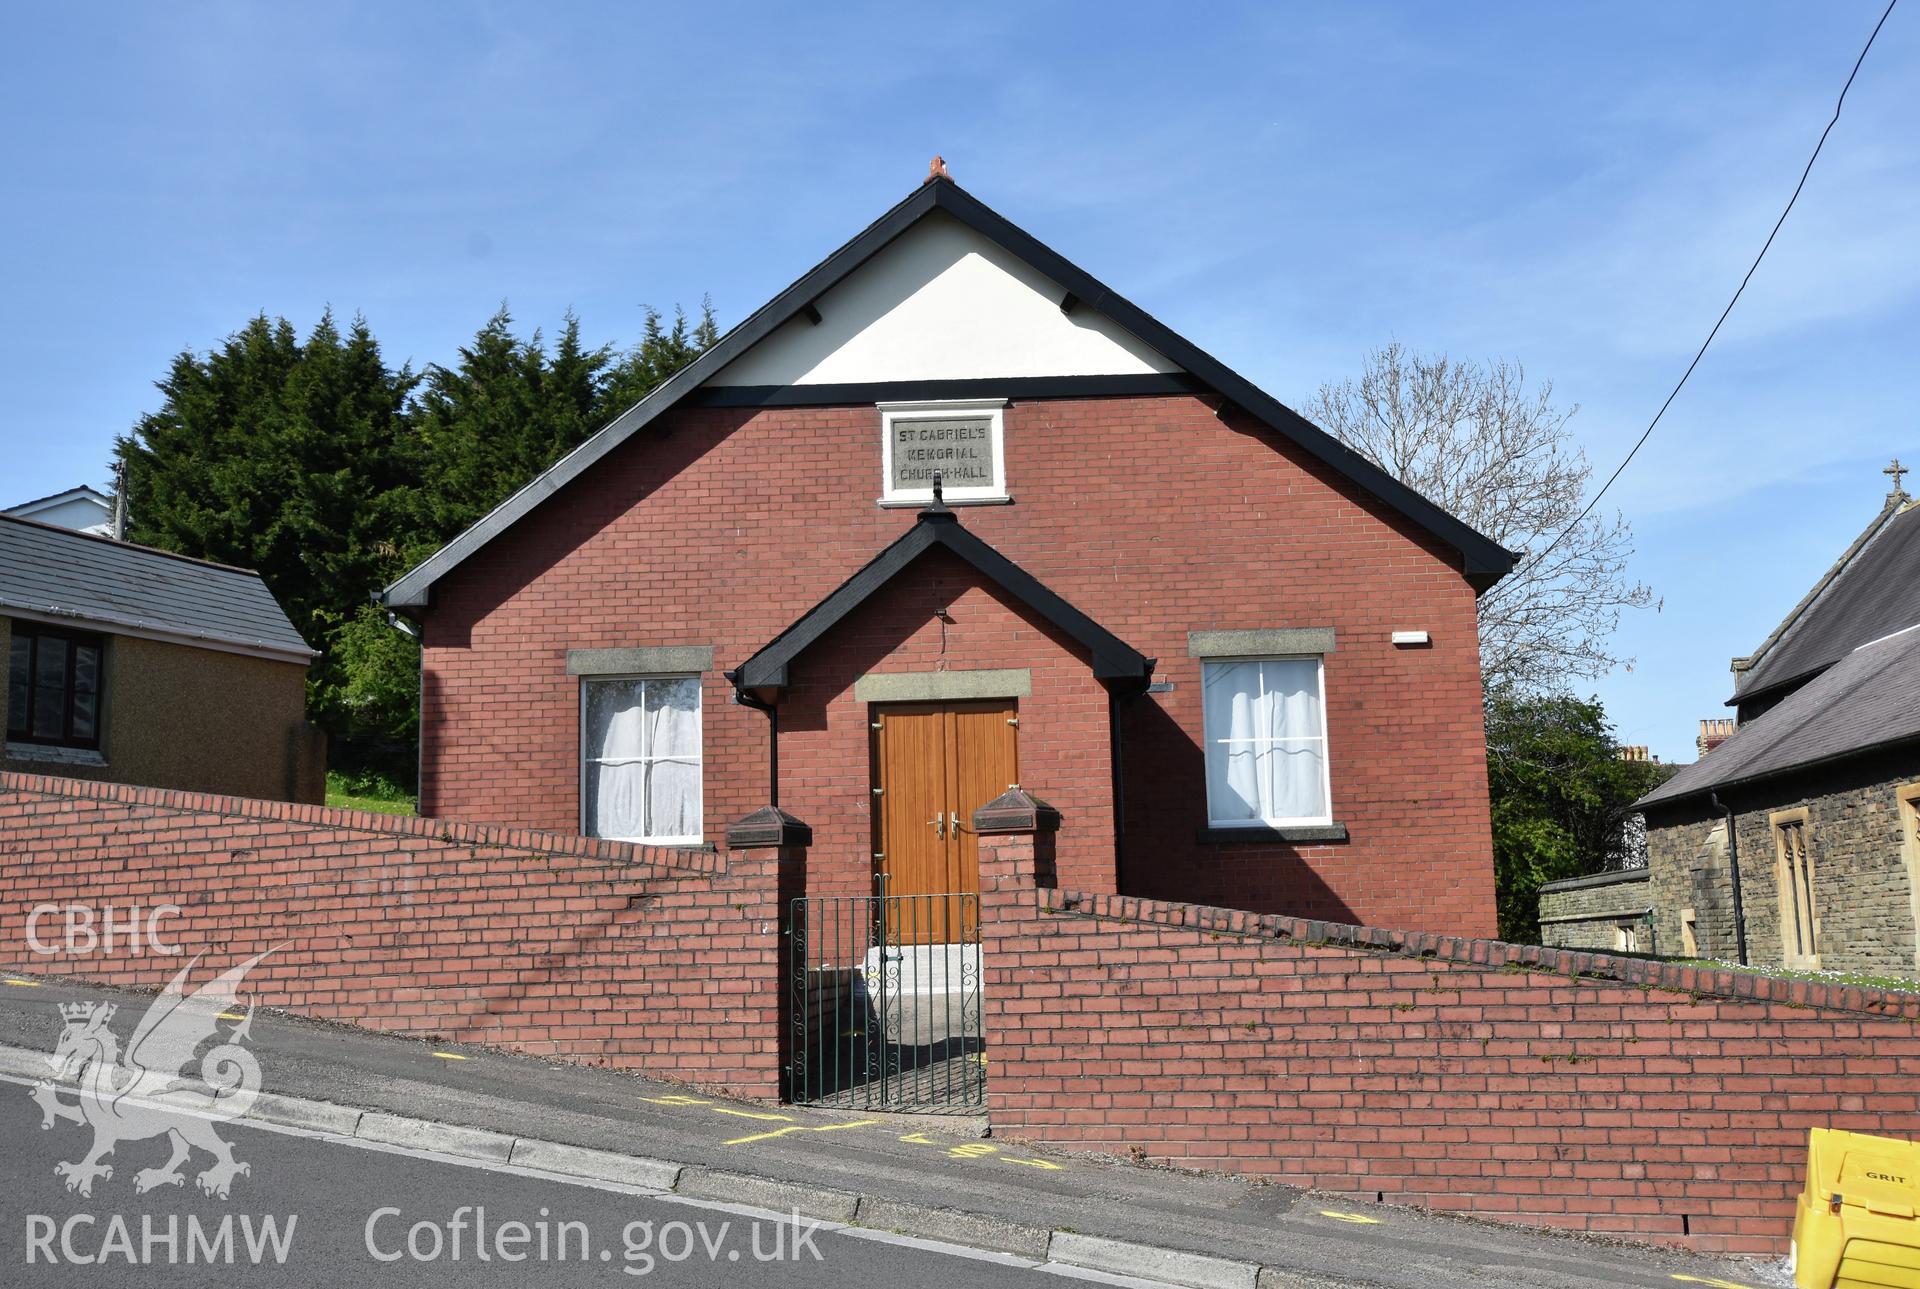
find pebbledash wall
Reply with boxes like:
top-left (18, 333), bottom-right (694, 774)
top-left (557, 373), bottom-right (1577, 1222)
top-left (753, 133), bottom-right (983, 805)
top-left (419, 394), bottom-right (1496, 936)
top-left (0, 771), bottom-right (802, 1099)
top-left (0, 616), bottom-right (324, 805)
top-left (8, 769), bottom-right (1920, 1256)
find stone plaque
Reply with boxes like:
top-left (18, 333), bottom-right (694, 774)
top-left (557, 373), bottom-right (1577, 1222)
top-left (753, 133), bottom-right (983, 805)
top-left (890, 416), bottom-right (996, 492)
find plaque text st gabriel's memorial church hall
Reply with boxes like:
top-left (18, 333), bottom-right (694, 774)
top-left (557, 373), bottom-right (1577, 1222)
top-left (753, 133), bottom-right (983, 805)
top-left (890, 416), bottom-right (995, 491)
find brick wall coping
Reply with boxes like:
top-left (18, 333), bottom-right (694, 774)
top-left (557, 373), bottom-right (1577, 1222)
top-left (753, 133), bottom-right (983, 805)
top-left (1537, 867), bottom-right (1653, 893)
top-left (0, 770), bottom-right (726, 876)
top-left (1041, 885), bottom-right (1920, 1020)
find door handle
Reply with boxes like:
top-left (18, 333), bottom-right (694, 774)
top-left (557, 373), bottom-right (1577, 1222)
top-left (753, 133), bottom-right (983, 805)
top-left (928, 811), bottom-right (946, 839)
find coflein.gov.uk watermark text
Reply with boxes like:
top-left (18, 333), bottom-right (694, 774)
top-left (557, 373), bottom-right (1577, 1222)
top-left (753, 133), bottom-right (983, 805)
top-left (365, 1206), bottom-right (825, 1276)
top-left (24, 1207), bottom-right (824, 1276)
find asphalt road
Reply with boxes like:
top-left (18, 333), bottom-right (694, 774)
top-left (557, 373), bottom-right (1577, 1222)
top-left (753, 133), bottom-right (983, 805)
top-left (0, 971), bottom-right (1795, 1289)
top-left (0, 1090), bottom-right (1197, 1289)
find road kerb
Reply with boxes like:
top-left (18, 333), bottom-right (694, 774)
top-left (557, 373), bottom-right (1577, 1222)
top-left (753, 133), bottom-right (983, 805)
top-left (1048, 1230), bottom-right (1262, 1289)
top-left (509, 1137), bottom-right (682, 1192)
top-left (356, 1110), bottom-right (516, 1163)
top-left (0, 1044), bottom-right (50, 1081)
top-left (675, 1166), bottom-right (862, 1223)
top-left (853, 1196), bottom-right (1052, 1260)
top-left (250, 1091), bottom-right (363, 1136)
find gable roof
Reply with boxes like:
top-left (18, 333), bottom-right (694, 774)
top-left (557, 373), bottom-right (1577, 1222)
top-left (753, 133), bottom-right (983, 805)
top-left (381, 177), bottom-right (1514, 609)
top-left (1642, 621), bottom-right (1920, 811)
top-left (729, 502), bottom-right (1153, 691)
top-left (6, 485), bottom-right (115, 536)
top-left (1730, 493), bottom-right (1920, 706)
top-left (0, 513), bottom-right (314, 663)
top-left (6, 484), bottom-right (111, 515)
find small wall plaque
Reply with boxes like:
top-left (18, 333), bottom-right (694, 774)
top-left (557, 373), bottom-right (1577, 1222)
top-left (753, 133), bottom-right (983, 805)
top-left (879, 400), bottom-right (1007, 504)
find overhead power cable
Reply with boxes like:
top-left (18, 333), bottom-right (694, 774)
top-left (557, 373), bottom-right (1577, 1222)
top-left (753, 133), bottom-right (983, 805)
top-left (1525, 0), bottom-right (1899, 574)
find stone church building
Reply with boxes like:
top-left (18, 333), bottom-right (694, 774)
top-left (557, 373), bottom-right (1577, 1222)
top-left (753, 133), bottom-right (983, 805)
top-left (1637, 465), bottom-right (1920, 977)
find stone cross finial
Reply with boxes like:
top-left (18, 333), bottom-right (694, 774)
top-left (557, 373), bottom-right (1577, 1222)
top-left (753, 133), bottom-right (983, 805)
top-left (1887, 457), bottom-right (1909, 495)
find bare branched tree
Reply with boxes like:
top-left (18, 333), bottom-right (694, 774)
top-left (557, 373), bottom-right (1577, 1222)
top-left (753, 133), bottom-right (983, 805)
top-left (1305, 343), bottom-right (1652, 692)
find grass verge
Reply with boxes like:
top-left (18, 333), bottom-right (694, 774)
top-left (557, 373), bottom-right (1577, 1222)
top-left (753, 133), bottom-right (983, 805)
top-left (324, 770), bottom-right (416, 816)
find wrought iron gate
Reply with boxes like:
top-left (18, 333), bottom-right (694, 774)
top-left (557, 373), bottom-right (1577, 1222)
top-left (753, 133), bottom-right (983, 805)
top-left (787, 893), bottom-right (984, 1110)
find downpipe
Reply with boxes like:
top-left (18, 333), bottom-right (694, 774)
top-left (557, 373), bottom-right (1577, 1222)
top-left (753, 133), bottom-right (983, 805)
top-left (1709, 792), bottom-right (1749, 965)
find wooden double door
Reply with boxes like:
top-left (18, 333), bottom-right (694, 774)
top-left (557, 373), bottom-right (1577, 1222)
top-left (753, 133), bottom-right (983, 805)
top-left (870, 699), bottom-right (1018, 943)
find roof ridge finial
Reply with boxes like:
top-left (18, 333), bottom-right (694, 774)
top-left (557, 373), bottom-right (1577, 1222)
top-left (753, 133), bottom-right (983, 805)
top-left (923, 469), bottom-right (949, 514)
top-left (1886, 456), bottom-right (1909, 500)
top-left (923, 155), bottom-right (951, 186)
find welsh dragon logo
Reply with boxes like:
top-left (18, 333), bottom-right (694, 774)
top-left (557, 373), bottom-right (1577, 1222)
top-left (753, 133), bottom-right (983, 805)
top-left (29, 950), bottom-right (272, 1199)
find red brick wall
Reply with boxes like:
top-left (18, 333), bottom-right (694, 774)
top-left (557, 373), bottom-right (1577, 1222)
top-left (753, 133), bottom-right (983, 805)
top-left (0, 772), bottom-right (796, 1100)
top-left (978, 828), bottom-right (1920, 1257)
top-left (420, 394), bottom-right (1496, 936)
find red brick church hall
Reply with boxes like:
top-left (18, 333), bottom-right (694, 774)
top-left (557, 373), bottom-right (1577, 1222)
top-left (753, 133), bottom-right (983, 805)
top-left (379, 169), bottom-right (1513, 937)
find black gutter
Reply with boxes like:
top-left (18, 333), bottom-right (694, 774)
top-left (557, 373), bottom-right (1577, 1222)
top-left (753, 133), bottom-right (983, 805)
top-left (1107, 683), bottom-right (1151, 893)
top-left (1637, 729), bottom-right (1920, 813)
top-left (727, 677), bottom-right (780, 808)
top-left (1708, 792), bottom-right (1750, 966)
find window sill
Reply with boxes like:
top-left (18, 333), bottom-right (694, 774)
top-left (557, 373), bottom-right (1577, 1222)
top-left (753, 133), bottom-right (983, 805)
top-left (876, 496), bottom-right (1013, 509)
top-left (595, 835), bottom-right (712, 850)
top-left (1198, 823), bottom-right (1348, 845)
top-left (6, 742), bottom-right (107, 768)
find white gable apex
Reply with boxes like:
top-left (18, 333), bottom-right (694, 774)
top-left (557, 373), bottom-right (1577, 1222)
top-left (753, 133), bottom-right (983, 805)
top-left (709, 211), bottom-right (1180, 387)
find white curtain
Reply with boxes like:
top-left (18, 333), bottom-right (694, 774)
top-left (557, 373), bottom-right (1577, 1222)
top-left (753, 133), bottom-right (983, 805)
top-left (1203, 659), bottom-right (1327, 824)
top-left (644, 678), bottom-right (702, 841)
top-left (584, 677), bottom-right (701, 841)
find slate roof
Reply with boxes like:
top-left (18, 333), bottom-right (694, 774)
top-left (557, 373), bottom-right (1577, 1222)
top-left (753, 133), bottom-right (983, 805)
top-left (1639, 622), bottom-right (1920, 810)
top-left (381, 177), bottom-right (1514, 608)
top-left (0, 514), bottom-right (314, 661)
top-left (1731, 496), bottom-right (1920, 705)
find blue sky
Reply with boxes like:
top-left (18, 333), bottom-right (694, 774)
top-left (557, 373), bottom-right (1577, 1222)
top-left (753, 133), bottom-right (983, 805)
top-left (2, 3), bottom-right (1914, 761)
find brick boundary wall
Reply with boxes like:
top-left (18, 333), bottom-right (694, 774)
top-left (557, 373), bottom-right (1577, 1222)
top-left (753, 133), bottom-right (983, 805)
top-left (0, 771), bottom-right (801, 1099)
top-left (974, 808), bottom-right (1920, 1257)
top-left (14, 768), bottom-right (1920, 1254)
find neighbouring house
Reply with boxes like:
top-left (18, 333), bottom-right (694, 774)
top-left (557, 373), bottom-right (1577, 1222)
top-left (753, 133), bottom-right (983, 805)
top-left (1, 513), bottom-right (324, 802)
top-left (379, 172), bottom-right (1515, 935)
top-left (1637, 465), bottom-right (1920, 976)
top-left (5, 484), bottom-right (114, 536)
top-left (1696, 717), bottom-right (1735, 758)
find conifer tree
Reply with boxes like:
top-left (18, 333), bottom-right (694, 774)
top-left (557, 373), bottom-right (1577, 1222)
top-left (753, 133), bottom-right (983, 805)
top-left (114, 298), bottom-right (718, 784)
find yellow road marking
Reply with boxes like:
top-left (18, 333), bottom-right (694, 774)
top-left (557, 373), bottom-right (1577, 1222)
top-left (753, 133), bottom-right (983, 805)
top-left (708, 1107), bottom-right (794, 1122)
top-left (641, 1095), bottom-right (713, 1106)
top-left (6, 978), bottom-right (44, 987)
top-left (216, 1012), bottom-right (246, 1021)
top-left (431, 1052), bottom-right (469, 1061)
top-left (1003, 1157), bottom-right (1063, 1170)
top-left (1319, 1210), bottom-right (1382, 1225)
top-left (947, 1142), bottom-right (998, 1159)
top-left (1670, 1277), bottom-right (1758, 1289)
top-left (899, 1132), bottom-right (937, 1145)
top-left (725, 1119), bottom-right (879, 1147)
